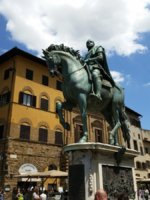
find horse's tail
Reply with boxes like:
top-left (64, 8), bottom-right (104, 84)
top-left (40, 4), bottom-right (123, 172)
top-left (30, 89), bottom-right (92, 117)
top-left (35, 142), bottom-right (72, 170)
top-left (114, 82), bottom-right (123, 93)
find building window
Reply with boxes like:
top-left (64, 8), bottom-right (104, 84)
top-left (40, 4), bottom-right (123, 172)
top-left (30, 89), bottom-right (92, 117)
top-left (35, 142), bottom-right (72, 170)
top-left (75, 124), bottom-right (83, 143)
top-left (20, 124), bottom-right (30, 140)
top-left (0, 125), bottom-right (4, 139)
top-left (19, 92), bottom-right (36, 107)
top-left (40, 97), bottom-right (49, 111)
top-left (4, 69), bottom-right (10, 80)
top-left (136, 161), bottom-right (141, 169)
top-left (136, 174), bottom-right (140, 177)
top-left (48, 164), bottom-right (57, 170)
top-left (140, 146), bottom-right (144, 155)
top-left (56, 81), bottom-right (62, 91)
top-left (0, 91), bottom-right (10, 106)
top-left (42, 75), bottom-right (49, 86)
top-left (26, 69), bottom-right (33, 80)
top-left (39, 127), bottom-right (48, 143)
top-left (138, 134), bottom-right (141, 139)
top-left (95, 129), bottom-right (103, 143)
top-left (146, 161), bottom-right (150, 168)
top-left (145, 147), bottom-right (149, 154)
top-left (142, 162), bottom-right (146, 170)
top-left (133, 140), bottom-right (138, 151)
top-left (55, 131), bottom-right (63, 145)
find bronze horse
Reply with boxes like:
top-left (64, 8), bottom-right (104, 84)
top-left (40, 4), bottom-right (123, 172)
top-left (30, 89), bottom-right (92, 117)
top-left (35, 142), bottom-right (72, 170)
top-left (43, 44), bottom-right (130, 145)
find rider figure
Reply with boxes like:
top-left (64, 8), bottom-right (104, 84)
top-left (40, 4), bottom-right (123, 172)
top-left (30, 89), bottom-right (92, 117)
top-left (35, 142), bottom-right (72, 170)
top-left (84, 39), bottom-right (115, 100)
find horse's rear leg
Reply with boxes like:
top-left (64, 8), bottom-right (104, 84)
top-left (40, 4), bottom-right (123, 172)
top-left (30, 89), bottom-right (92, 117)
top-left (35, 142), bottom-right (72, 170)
top-left (77, 94), bottom-right (88, 143)
top-left (120, 108), bottom-right (131, 146)
top-left (109, 109), bottom-right (121, 145)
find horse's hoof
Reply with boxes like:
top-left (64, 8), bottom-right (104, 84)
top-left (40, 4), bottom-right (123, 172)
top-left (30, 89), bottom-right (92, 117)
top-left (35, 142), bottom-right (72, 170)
top-left (109, 141), bottom-right (115, 145)
top-left (78, 136), bottom-right (88, 143)
top-left (109, 138), bottom-right (115, 145)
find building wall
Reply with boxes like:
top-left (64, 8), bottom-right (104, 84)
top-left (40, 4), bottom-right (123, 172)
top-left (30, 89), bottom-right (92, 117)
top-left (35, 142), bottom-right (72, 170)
top-left (0, 53), bottom-right (66, 198)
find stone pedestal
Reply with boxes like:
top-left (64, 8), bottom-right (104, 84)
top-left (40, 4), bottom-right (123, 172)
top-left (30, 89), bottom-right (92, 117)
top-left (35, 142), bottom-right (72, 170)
top-left (63, 143), bottom-right (139, 200)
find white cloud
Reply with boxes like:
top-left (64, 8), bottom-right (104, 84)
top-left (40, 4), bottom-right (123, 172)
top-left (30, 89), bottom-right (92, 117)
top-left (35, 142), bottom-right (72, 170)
top-left (110, 71), bottom-right (125, 83)
top-left (144, 82), bottom-right (150, 87)
top-left (0, 48), bottom-right (8, 55)
top-left (0, 0), bottom-right (150, 56)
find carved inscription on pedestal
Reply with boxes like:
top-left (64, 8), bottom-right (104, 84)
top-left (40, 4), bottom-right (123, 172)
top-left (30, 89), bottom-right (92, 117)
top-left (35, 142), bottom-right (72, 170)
top-left (69, 164), bottom-right (85, 200)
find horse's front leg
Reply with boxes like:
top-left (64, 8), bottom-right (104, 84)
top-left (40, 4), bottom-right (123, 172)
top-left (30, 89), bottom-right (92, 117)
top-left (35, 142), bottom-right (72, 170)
top-left (77, 94), bottom-right (88, 143)
top-left (56, 101), bottom-right (73, 130)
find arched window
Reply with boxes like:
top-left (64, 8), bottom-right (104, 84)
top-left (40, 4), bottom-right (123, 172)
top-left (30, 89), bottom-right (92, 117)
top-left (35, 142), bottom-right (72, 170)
top-left (20, 123), bottom-right (30, 140)
top-left (40, 96), bottom-right (49, 111)
top-left (19, 90), bottom-right (36, 107)
top-left (55, 129), bottom-right (63, 145)
top-left (39, 126), bottom-right (48, 143)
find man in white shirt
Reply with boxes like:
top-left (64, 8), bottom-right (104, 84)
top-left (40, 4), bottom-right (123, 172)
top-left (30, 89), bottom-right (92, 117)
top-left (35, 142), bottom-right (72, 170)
top-left (40, 191), bottom-right (47, 200)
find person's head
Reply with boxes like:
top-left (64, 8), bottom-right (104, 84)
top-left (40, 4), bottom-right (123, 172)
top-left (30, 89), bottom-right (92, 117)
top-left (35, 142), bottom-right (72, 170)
top-left (34, 186), bottom-right (39, 194)
top-left (94, 189), bottom-right (107, 200)
top-left (117, 193), bottom-right (129, 200)
top-left (86, 39), bottom-right (95, 50)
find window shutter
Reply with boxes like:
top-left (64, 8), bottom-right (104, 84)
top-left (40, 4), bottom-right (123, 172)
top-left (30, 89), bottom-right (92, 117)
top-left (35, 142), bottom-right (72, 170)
top-left (26, 69), bottom-right (33, 80)
top-left (0, 125), bottom-right (4, 139)
top-left (39, 128), bottom-right (48, 143)
top-left (55, 131), bottom-right (63, 145)
top-left (40, 98), bottom-right (48, 111)
top-left (20, 125), bottom-right (30, 140)
top-left (4, 69), bottom-right (10, 80)
top-left (42, 75), bottom-right (49, 86)
top-left (32, 95), bottom-right (36, 107)
top-left (19, 92), bottom-right (24, 104)
top-left (6, 91), bottom-right (11, 103)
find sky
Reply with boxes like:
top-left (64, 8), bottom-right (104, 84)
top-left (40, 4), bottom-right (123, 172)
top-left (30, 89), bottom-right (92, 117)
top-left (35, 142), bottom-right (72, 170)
top-left (0, 0), bottom-right (150, 129)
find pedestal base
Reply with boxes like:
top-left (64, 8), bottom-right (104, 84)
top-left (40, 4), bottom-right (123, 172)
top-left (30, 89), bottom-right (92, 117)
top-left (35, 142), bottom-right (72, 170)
top-left (63, 143), bottom-right (139, 200)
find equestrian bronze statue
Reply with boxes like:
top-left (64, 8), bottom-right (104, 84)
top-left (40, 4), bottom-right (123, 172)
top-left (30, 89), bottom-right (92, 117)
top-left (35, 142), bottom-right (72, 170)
top-left (43, 42), bottom-right (130, 146)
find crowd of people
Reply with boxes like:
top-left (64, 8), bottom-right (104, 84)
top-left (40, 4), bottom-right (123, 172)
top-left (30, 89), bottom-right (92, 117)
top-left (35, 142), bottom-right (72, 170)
top-left (11, 186), bottom-right (68, 200)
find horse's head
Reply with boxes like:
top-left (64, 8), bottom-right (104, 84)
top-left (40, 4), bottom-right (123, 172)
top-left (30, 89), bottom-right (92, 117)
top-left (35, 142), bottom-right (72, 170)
top-left (42, 49), bottom-right (61, 77)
